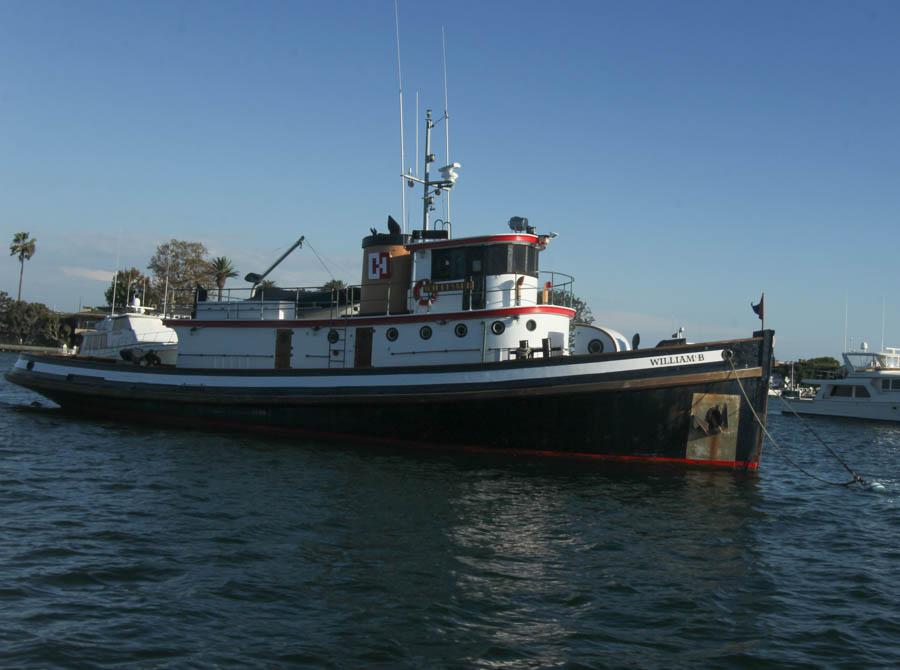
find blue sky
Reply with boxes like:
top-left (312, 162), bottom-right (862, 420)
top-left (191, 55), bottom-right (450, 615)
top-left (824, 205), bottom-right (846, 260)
top-left (2, 0), bottom-right (899, 361)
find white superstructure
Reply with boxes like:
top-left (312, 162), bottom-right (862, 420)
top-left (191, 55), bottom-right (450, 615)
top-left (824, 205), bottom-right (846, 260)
top-left (171, 230), bottom-right (593, 371)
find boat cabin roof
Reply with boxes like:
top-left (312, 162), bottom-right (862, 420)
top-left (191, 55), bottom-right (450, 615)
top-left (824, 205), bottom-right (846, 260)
top-left (843, 349), bottom-right (900, 372)
top-left (406, 233), bottom-right (541, 250)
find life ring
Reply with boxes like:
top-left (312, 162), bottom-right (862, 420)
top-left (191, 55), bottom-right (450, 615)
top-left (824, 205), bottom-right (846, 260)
top-left (413, 279), bottom-right (436, 307)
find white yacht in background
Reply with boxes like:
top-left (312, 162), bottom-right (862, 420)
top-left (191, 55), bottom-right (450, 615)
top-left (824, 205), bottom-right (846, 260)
top-left (783, 343), bottom-right (900, 422)
top-left (77, 299), bottom-right (178, 365)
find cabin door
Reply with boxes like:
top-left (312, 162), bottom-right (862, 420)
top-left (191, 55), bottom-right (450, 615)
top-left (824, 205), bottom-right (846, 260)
top-left (464, 247), bottom-right (485, 310)
top-left (354, 327), bottom-right (374, 368)
top-left (275, 329), bottom-right (293, 369)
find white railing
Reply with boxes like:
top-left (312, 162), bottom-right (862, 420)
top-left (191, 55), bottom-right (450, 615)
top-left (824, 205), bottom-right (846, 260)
top-left (168, 273), bottom-right (576, 321)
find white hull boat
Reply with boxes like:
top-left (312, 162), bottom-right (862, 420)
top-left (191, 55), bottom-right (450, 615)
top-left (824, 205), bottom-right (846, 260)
top-left (77, 306), bottom-right (178, 366)
top-left (783, 345), bottom-right (900, 422)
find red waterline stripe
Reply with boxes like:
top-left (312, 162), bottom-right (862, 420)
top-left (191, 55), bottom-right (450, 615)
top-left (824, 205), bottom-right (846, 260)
top-left (69, 404), bottom-right (759, 470)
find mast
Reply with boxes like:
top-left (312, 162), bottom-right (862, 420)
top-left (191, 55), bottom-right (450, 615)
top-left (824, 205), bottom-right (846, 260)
top-left (422, 110), bottom-right (433, 230)
top-left (405, 108), bottom-right (460, 232)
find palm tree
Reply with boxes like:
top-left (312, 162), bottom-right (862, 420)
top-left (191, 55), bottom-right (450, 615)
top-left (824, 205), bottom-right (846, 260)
top-left (206, 256), bottom-right (238, 300)
top-left (9, 232), bottom-right (36, 301)
top-left (322, 279), bottom-right (347, 291)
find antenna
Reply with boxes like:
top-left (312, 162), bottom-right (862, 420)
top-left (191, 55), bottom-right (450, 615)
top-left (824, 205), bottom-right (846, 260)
top-left (110, 270), bottom-right (118, 316)
top-left (394, 0), bottom-right (406, 232)
top-left (843, 293), bottom-right (848, 352)
top-left (396, 25), bottom-right (461, 233)
top-left (442, 26), bottom-right (451, 227)
top-left (111, 231), bottom-right (121, 315)
top-left (442, 26), bottom-right (450, 165)
top-left (408, 91), bottom-right (418, 232)
top-left (415, 92), bottom-right (419, 182)
top-left (162, 257), bottom-right (170, 317)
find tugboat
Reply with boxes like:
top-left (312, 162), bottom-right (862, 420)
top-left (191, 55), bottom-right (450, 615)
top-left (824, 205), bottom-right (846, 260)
top-left (5, 110), bottom-right (774, 469)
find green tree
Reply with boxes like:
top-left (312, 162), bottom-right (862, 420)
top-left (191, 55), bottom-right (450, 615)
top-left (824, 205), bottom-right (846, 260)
top-left (252, 279), bottom-right (278, 299)
top-left (105, 268), bottom-right (159, 311)
top-left (0, 300), bottom-right (62, 345)
top-left (147, 239), bottom-right (210, 311)
top-left (0, 291), bottom-right (11, 340)
top-left (776, 357), bottom-right (841, 384)
top-left (549, 289), bottom-right (594, 325)
top-left (322, 278), bottom-right (347, 291)
top-left (9, 232), bottom-right (36, 301)
top-left (207, 256), bottom-right (238, 300)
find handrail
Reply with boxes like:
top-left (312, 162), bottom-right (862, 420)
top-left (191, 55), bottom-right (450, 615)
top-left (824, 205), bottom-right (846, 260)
top-left (172, 272), bottom-right (578, 321)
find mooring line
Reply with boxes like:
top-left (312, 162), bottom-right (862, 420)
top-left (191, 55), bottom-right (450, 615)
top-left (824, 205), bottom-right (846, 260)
top-left (725, 356), bottom-right (864, 487)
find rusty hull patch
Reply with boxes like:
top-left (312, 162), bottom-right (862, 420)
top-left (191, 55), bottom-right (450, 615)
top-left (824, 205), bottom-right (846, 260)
top-left (686, 393), bottom-right (741, 462)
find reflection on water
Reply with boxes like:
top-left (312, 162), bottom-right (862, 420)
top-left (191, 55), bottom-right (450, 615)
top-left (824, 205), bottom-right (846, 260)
top-left (433, 462), bottom-right (768, 667)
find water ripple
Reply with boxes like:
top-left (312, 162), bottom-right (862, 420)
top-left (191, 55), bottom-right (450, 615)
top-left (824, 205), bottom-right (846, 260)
top-left (2, 352), bottom-right (900, 668)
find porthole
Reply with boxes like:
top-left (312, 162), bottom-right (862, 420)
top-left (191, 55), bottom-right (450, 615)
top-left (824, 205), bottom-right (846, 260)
top-left (26, 360), bottom-right (35, 370)
top-left (420, 325), bottom-right (433, 340)
top-left (327, 330), bottom-right (339, 344)
top-left (385, 327), bottom-right (399, 342)
top-left (454, 323), bottom-right (468, 338)
top-left (491, 321), bottom-right (505, 335)
top-left (588, 339), bottom-right (604, 354)
top-left (526, 319), bottom-right (537, 332)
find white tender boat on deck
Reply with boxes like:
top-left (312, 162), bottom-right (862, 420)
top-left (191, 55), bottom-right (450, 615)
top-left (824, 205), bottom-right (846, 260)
top-left (77, 300), bottom-right (178, 365)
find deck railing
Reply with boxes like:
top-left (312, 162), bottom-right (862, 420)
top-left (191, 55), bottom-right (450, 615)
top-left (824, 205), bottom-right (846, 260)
top-left (166, 272), bottom-right (577, 321)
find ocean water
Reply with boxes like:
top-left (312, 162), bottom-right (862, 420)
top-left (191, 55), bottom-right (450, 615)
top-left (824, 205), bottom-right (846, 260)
top-left (1, 351), bottom-right (898, 669)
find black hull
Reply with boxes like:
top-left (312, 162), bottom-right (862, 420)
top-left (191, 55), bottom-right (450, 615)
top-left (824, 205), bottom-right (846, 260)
top-left (6, 331), bottom-right (774, 469)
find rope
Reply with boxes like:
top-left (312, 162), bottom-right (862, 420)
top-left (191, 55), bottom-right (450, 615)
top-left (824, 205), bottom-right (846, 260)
top-left (779, 395), bottom-right (864, 478)
top-left (303, 239), bottom-right (336, 282)
top-left (725, 356), bottom-right (863, 487)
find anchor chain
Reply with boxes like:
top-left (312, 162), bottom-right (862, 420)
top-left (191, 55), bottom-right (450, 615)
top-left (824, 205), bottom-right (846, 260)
top-left (725, 355), bottom-right (865, 487)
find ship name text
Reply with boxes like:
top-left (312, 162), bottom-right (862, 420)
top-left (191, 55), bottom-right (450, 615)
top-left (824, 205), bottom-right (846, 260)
top-left (648, 353), bottom-right (706, 367)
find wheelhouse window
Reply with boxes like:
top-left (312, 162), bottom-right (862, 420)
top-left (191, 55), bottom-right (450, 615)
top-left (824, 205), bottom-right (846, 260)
top-left (431, 243), bottom-right (538, 280)
top-left (484, 243), bottom-right (538, 277)
top-left (431, 247), bottom-right (468, 281)
top-left (830, 385), bottom-right (852, 397)
top-left (855, 385), bottom-right (871, 398)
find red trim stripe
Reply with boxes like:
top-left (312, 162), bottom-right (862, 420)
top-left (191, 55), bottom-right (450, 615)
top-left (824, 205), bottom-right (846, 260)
top-left (406, 234), bottom-right (538, 250)
top-left (166, 304), bottom-right (575, 329)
